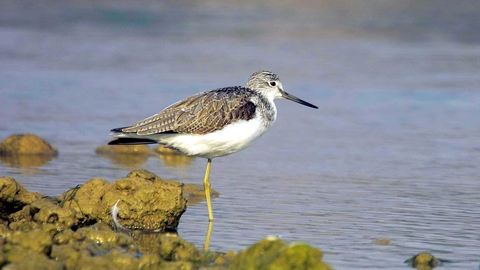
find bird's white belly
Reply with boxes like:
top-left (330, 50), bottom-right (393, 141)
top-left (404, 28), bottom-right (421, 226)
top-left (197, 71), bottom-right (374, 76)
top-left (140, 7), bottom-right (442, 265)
top-left (160, 117), bottom-right (271, 159)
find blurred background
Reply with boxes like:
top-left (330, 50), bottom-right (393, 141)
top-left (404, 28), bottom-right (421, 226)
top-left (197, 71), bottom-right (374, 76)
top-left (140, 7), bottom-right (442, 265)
top-left (1, 1), bottom-right (479, 269)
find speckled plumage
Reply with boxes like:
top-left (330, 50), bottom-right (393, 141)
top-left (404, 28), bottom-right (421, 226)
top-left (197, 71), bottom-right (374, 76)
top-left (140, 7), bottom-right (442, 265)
top-left (108, 71), bottom-right (318, 221)
top-left (117, 87), bottom-right (269, 136)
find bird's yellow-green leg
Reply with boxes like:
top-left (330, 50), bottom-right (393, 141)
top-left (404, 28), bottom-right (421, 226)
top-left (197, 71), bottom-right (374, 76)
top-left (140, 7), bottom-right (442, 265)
top-left (204, 158), bottom-right (214, 221)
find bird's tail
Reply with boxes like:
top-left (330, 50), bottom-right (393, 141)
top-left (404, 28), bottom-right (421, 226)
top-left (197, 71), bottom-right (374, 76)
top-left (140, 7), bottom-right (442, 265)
top-left (108, 138), bottom-right (158, 145)
top-left (108, 127), bottom-right (158, 145)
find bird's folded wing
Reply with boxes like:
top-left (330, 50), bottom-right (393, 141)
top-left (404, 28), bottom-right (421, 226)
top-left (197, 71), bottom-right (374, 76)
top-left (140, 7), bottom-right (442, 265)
top-left (121, 87), bottom-right (257, 135)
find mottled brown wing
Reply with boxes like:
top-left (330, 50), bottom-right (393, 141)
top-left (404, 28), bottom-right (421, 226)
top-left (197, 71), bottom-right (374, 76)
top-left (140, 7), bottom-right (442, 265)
top-left (121, 87), bottom-right (257, 135)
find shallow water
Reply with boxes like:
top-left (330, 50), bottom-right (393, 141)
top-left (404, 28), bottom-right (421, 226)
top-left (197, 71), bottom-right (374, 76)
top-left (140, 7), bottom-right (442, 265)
top-left (1, 1), bottom-right (480, 269)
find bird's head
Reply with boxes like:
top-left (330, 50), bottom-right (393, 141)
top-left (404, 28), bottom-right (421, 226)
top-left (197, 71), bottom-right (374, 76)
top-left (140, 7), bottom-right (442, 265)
top-left (246, 70), bottom-right (318, 109)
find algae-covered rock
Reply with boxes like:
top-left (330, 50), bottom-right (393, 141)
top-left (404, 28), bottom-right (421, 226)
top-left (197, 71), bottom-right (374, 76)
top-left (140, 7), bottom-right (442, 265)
top-left (138, 253), bottom-right (164, 269)
top-left (0, 177), bottom-right (41, 206)
top-left (126, 169), bottom-right (165, 182)
top-left (0, 239), bottom-right (5, 268)
top-left (405, 253), bottom-right (444, 269)
top-left (3, 245), bottom-right (62, 270)
top-left (76, 223), bottom-right (135, 251)
top-left (61, 171), bottom-right (187, 231)
top-left (230, 236), bottom-right (286, 270)
top-left (8, 205), bottom-right (33, 223)
top-left (64, 249), bottom-right (140, 270)
top-left (31, 199), bottom-right (79, 230)
top-left (8, 219), bottom-right (42, 232)
top-left (267, 243), bottom-right (330, 270)
top-left (126, 169), bottom-right (219, 206)
top-left (230, 237), bottom-right (331, 270)
top-left (2, 188), bottom-right (79, 231)
top-left (0, 226), bottom-right (62, 269)
top-left (52, 229), bottom-right (85, 245)
top-left (0, 134), bottom-right (58, 156)
top-left (110, 177), bottom-right (186, 230)
top-left (6, 229), bottom-right (52, 255)
top-left (5, 198), bottom-right (80, 233)
top-left (0, 224), bottom-right (10, 238)
top-left (60, 178), bottom-right (110, 218)
top-left (213, 250), bottom-right (236, 267)
top-left (134, 233), bottom-right (200, 261)
top-left (50, 225), bottom-right (136, 266)
top-left (0, 171), bottom-right (334, 270)
top-left (0, 177), bottom-right (42, 220)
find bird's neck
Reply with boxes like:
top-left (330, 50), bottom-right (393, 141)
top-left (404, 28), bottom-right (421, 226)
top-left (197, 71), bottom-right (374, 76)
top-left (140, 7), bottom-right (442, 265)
top-left (258, 95), bottom-right (277, 126)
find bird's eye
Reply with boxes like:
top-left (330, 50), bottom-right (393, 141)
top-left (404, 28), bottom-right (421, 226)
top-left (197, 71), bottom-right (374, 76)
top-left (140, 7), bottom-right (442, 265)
top-left (269, 81), bottom-right (276, 87)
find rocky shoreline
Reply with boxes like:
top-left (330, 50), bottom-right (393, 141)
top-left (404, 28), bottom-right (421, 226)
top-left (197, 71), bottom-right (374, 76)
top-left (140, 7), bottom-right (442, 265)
top-left (0, 134), bottom-right (331, 269)
top-left (0, 172), bottom-right (332, 269)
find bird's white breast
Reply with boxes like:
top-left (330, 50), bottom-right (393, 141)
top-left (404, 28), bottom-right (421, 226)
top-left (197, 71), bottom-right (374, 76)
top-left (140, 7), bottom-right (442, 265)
top-left (159, 116), bottom-right (272, 159)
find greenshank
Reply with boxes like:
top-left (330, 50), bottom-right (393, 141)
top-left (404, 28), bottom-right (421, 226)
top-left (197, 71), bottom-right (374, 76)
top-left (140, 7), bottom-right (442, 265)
top-left (109, 71), bottom-right (318, 221)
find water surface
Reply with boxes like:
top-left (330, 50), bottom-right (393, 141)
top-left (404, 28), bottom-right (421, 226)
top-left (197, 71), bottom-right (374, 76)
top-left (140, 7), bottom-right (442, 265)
top-left (1, 1), bottom-right (480, 269)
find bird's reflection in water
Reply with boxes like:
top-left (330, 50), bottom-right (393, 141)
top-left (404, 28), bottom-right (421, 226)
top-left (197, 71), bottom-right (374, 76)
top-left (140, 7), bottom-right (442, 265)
top-left (155, 146), bottom-right (213, 251)
top-left (204, 221), bottom-right (213, 252)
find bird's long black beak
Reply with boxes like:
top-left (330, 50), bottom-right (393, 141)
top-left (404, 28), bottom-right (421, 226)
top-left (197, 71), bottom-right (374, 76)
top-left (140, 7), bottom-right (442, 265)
top-left (282, 91), bottom-right (318, 109)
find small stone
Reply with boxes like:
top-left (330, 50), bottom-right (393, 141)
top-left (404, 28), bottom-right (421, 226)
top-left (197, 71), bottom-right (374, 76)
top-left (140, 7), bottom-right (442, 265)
top-left (405, 253), bottom-right (442, 269)
top-left (0, 134), bottom-right (58, 156)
